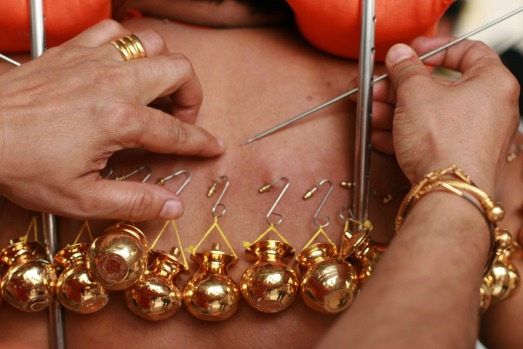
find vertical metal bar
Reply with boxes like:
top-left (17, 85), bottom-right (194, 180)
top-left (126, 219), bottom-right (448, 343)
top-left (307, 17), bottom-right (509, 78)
top-left (30, 0), bottom-right (45, 59)
top-left (351, 0), bottom-right (375, 233)
top-left (42, 214), bottom-right (66, 349)
top-left (29, 1), bottom-right (66, 348)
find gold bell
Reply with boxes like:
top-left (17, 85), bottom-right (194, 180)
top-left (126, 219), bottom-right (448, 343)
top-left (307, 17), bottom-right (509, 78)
top-left (0, 240), bottom-right (57, 312)
top-left (183, 243), bottom-right (240, 321)
top-left (87, 223), bottom-right (148, 291)
top-left (295, 243), bottom-right (358, 314)
top-left (54, 243), bottom-right (110, 313)
top-left (125, 248), bottom-right (187, 321)
top-left (240, 240), bottom-right (299, 313)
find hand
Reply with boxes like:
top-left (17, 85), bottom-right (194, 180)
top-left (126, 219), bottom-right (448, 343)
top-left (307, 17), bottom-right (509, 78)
top-left (0, 19), bottom-right (224, 221)
top-left (371, 36), bottom-right (520, 191)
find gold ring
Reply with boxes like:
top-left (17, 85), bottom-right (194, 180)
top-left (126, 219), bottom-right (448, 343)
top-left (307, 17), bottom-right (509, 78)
top-left (111, 34), bottom-right (147, 61)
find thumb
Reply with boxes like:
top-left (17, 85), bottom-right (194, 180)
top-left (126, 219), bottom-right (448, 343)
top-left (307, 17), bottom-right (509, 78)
top-left (88, 180), bottom-right (184, 221)
top-left (385, 43), bottom-right (430, 92)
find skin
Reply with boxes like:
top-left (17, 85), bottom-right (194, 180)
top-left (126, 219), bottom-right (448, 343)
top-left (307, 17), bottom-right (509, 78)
top-left (318, 38), bottom-right (521, 348)
top-left (0, 20), bottom-right (224, 221)
top-left (0, 1), bottom-right (521, 348)
top-left (0, 16), bottom-right (406, 349)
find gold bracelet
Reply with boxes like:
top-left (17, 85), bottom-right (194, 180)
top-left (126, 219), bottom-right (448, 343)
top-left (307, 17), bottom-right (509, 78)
top-left (395, 165), bottom-right (519, 310)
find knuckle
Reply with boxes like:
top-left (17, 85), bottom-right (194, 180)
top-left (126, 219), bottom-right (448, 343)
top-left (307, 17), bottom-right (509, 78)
top-left (143, 29), bottom-right (166, 51)
top-left (88, 65), bottom-right (127, 87)
top-left (103, 102), bottom-right (140, 139)
top-left (97, 19), bottom-right (126, 36)
top-left (105, 102), bottom-right (134, 126)
top-left (501, 70), bottom-right (520, 98)
top-left (127, 192), bottom-right (154, 221)
top-left (469, 40), bottom-right (491, 55)
top-left (71, 195), bottom-right (100, 219)
top-left (169, 117), bottom-right (190, 149)
top-left (169, 53), bottom-right (195, 78)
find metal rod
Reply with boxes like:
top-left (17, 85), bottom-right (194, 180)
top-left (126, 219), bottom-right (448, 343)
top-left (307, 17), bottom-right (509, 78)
top-left (241, 5), bottom-right (523, 145)
top-left (0, 53), bottom-right (21, 66)
top-left (351, 0), bottom-right (375, 233)
top-left (29, 1), bottom-right (66, 348)
top-left (30, 0), bottom-right (45, 59)
top-left (42, 214), bottom-right (66, 349)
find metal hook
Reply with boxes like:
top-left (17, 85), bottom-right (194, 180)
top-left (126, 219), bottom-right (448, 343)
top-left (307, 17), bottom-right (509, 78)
top-left (338, 181), bottom-right (353, 221)
top-left (115, 166), bottom-right (152, 183)
top-left (156, 170), bottom-right (191, 195)
top-left (259, 177), bottom-right (290, 226)
top-left (207, 176), bottom-right (230, 218)
top-left (303, 179), bottom-right (334, 228)
top-left (101, 166), bottom-right (114, 179)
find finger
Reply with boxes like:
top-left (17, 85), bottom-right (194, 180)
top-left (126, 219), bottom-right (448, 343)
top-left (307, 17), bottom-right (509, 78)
top-left (109, 105), bottom-right (224, 157)
top-left (62, 19), bottom-right (129, 47)
top-left (385, 43), bottom-right (432, 93)
top-left (372, 77), bottom-right (396, 104)
top-left (410, 36), bottom-right (502, 76)
top-left (63, 20), bottom-right (169, 60)
top-left (84, 180), bottom-right (185, 221)
top-left (117, 53), bottom-right (203, 117)
top-left (103, 30), bottom-right (170, 62)
top-left (371, 130), bottom-right (395, 155)
top-left (372, 101), bottom-right (394, 130)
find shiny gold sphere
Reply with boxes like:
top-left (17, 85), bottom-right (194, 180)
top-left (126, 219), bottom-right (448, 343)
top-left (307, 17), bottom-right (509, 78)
top-left (124, 249), bottom-right (186, 321)
top-left (56, 265), bottom-right (110, 313)
top-left (1, 259), bottom-right (56, 312)
top-left (487, 205), bottom-right (505, 223)
top-left (240, 261), bottom-right (299, 313)
top-left (183, 273), bottom-right (240, 321)
top-left (488, 260), bottom-right (520, 303)
top-left (87, 224), bottom-right (148, 291)
top-left (54, 243), bottom-right (110, 313)
top-left (495, 229), bottom-right (513, 251)
top-left (241, 240), bottom-right (299, 313)
top-left (300, 259), bottom-right (359, 314)
top-left (182, 246), bottom-right (240, 321)
top-left (125, 274), bottom-right (182, 321)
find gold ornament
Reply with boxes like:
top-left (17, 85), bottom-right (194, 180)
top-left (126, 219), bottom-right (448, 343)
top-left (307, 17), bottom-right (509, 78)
top-left (182, 176), bottom-right (240, 321)
top-left (296, 242), bottom-right (358, 313)
top-left (241, 239), bottom-right (299, 313)
top-left (480, 231), bottom-right (520, 309)
top-left (124, 170), bottom-right (192, 321)
top-left (183, 242), bottom-right (240, 321)
top-left (240, 177), bottom-right (299, 313)
top-left (54, 243), bottom-right (110, 314)
top-left (87, 223), bottom-right (148, 291)
top-left (296, 179), bottom-right (359, 313)
top-left (0, 240), bottom-right (56, 312)
top-left (349, 238), bottom-right (387, 285)
top-left (125, 248), bottom-right (187, 321)
top-left (479, 278), bottom-right (493, 313)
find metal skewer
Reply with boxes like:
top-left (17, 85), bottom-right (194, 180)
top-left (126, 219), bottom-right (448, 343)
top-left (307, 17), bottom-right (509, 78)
top-left (0, 53), bottom-right (21, 66)
top-left (29, 1), bottom-right (66, 348)
top-left (241, 5), bottom-right (523, 145)
top-left (350, 0), bottom-right (375, 239)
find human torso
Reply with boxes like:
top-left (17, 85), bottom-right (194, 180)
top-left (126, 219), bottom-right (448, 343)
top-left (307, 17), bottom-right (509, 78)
top-left (0, 18), bottom-right (424, 349)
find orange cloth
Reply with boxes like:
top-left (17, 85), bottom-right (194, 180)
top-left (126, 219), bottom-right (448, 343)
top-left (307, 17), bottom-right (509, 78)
top-left (0, 0), bottom-right (111, 53)
top-left (286, 0), bottom-right (454, 61)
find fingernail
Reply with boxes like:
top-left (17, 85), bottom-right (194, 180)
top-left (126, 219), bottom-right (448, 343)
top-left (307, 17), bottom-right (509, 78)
top-left (160, 200), bottom-right (183, 219)
top-left (387, 44), bottom-right (415, 64)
